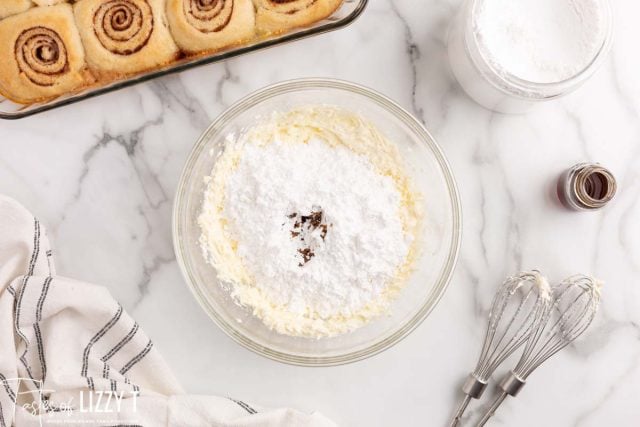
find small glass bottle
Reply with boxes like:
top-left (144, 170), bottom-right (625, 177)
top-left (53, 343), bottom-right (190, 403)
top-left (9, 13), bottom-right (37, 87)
top-left (557, 163), bottom-right (617, 211)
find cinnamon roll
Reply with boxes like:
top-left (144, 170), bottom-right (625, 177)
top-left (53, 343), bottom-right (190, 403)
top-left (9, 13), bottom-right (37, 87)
top-left (166, 0), bottom-right (255, 54)
top-left (73, 0), bottom-right (179, 76)
top-left (253, 0), bottom-right (343, 33)
top-left (0, 4), bottom-right (91, 103)
top-left (33, 0), bottom-right (68, 5)
top-left (0, 0), bottom-right (32, 20)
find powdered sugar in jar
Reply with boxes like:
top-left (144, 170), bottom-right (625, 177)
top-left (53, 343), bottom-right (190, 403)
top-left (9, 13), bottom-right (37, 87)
top-left (448, 0), bottom-right (613, 113)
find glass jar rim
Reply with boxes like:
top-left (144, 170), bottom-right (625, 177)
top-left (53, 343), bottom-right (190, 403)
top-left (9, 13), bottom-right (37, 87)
top-left (464, 0), bottom-right (614, 100)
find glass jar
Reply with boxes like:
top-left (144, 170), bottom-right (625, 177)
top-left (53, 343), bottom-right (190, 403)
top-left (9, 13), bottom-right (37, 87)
top-left (447, 0), bottom-right (613, 113)
top-left (557, 163), bottom-right (617, 211)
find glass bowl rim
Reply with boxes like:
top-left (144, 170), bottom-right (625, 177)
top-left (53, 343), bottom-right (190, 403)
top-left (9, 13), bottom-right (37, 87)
top-left (172, 78), bottom-right (462, 366)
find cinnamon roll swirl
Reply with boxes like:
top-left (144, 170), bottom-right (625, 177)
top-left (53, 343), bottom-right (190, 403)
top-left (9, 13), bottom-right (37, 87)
top-left (0, 4), bottom-right (91, 103)
top-left (253, 0), bottom-right (343, 33)
top-left (73, 0), bottom-right (179, 76)
top-left (166, 0), bottom-right (255, 54)
top-left (0, 0), bottom-right (32, 20)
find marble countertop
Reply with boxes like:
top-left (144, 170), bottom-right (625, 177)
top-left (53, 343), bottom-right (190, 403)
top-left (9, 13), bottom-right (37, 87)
top-left (1, 1), bottom-right (638, 425)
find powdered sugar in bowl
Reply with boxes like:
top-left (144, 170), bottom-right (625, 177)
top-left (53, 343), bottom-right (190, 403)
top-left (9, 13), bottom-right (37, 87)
top-left (173, 79), bottom-right (461, 366)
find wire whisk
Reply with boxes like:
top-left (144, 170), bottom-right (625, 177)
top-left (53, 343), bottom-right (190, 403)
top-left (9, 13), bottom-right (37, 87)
top-left (477, 274), bottom-right (602, 426)
top-left (450, 271), bottom-right (551, 427)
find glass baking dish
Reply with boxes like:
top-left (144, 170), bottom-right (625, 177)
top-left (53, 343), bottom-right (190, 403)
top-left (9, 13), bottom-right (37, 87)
top-left (0, 0), bottom-right (367, 120)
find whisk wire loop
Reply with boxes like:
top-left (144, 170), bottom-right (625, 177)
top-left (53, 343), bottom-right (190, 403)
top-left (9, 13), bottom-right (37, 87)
top-left (514, 276), bottom-right (600, 377)
top-left (474, 274), bottom-right (548, 379)
top-left (477, 275), bottom-right (601, 426)
top-left (449, 271), bottom-right (551, 427)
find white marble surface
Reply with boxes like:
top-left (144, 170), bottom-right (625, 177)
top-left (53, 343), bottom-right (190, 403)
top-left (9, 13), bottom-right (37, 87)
top-left (1, 1), bottom-right (639, 426)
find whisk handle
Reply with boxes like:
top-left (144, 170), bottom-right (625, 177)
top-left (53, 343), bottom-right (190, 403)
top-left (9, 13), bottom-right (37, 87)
top-left (449, 375), bottom-right (488, 426)
top-left (500, 371), bottom-right (526, 397)
top-left (476, 373), bottom-right (526, 426)
top-left (449, 395), bottom-right (471, 427)
top-left (462, 374), bottom-right (489, 398)
top-left (476, 392), bottom-right (507, 427)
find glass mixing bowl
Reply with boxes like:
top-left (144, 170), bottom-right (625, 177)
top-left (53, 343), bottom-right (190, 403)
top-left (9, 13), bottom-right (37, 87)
top-left (173, 79), bottom-right (462, 366)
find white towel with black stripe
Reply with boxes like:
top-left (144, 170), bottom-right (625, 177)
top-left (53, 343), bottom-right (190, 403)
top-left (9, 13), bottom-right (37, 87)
top-left (0, 195), bottom-right (336, 427)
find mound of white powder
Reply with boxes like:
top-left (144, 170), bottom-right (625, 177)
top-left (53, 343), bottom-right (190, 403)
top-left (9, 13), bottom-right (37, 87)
top-left (225, 138), bottom-right (409, 317)
top-left (474, 0), bottom-right (606, 83)
top-left (199, 106), bottom-right (419, 337)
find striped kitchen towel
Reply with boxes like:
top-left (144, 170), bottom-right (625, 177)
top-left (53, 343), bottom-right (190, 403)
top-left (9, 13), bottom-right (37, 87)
top-left (0, 195), bottom-right (336, 427)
